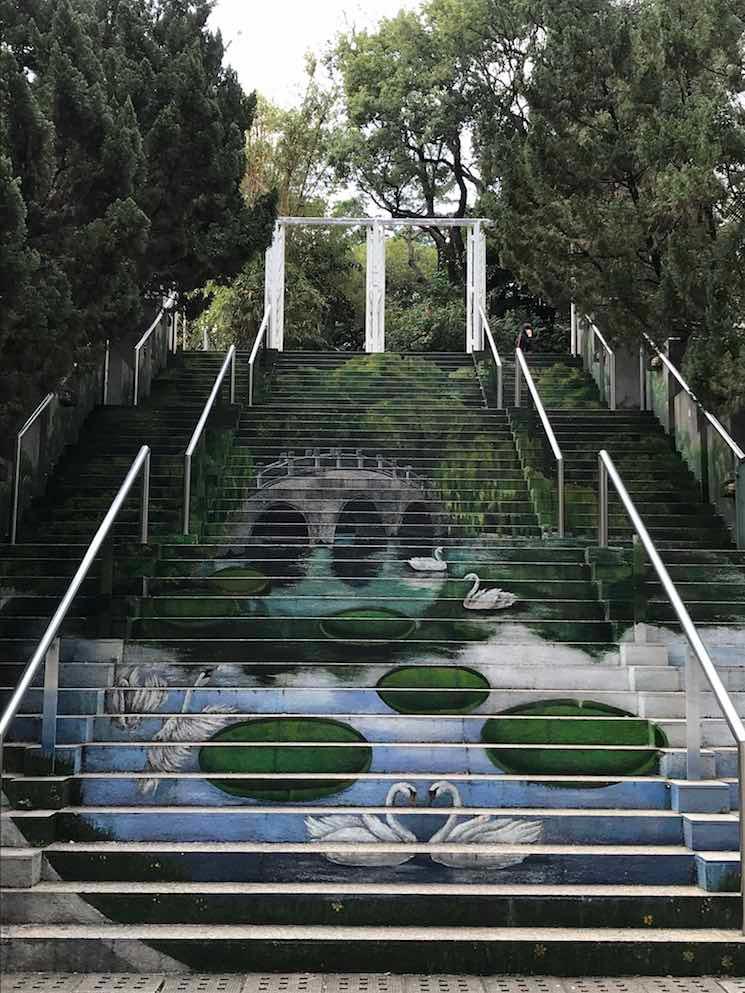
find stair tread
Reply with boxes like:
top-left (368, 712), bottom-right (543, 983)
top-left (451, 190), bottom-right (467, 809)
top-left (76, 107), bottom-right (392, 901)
top-left (3, 923), bottom-right (742, 942)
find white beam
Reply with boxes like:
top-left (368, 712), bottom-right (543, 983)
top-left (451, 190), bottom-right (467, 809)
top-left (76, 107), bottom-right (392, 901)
top-left (278, 216), bottom-right (493, 228)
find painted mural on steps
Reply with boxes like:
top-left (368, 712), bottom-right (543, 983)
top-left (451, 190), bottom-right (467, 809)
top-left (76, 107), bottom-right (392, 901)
top-left (2, 350), bottom-right (743, 958)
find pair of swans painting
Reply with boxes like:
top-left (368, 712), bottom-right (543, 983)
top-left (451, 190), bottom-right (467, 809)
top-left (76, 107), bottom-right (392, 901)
top-left (305, 781), bottom-right (542, 868)
top-left (407, 547), bottom-right (518, 611)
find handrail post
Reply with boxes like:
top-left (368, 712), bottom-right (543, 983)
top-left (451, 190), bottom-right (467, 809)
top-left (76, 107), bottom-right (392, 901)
top-left (697, 409), bottom-right (710, 504)
top-left (230, 349), bottom-right (236, 405)
top-left (133, 347), bottom-right (140, 407)
top-left (140, 448), bottom-right (150, 544)
top-left (557, 457), bottom-right (565, 538)
top-left (183, 452), bottom-right (192, 536)
top-left (610, 352), bottom-right (617, 411)
top-left (497, 364), bottom-right (504, 411)
top-left (639, 343), bottom-right (647, 411)
top-left (598, 454), bottom-right (609, 547)
top-left (515, 351), bottom-right (522, 407)
top-left (103, 339), bottom-right (111, 406)
top-left (11, 430), bottom-right (23, 545)
top-left (685, 648), bottom-right (703, 780)
top-left (737, 459), bottom-right (745, 550)
top-left (40, 638), bottom-right (60, 767)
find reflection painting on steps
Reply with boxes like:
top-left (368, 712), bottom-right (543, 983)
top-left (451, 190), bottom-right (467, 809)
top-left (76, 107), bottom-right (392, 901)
top-left (3, 350), bottom-right (745, 969)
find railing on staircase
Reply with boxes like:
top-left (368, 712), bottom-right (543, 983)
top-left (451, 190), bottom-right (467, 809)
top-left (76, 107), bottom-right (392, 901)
top-left (576, 315), bottom-right (617, 410)
top-left (479, 305), bottom-right (503, 410)
top-left (514, 348), bottom-right (565, 537)
top-left (182, 346), bottom-right (237, 535)
top-left (598, 449), bottom-right (745, 932)
top-left (248, 308), bottom-right (272, 408)
top-left (640, 332), bottom-right (745, 548)
top-left (9, 393), bottom-right (55, 546)
top-left (0, 446), bottom-right (151, 779)
top-left (133, 298), bottom-right (176, 407)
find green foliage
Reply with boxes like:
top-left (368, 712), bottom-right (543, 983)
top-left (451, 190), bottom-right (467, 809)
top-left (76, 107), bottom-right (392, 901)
top-left (487, 0), bottom-right (745, 406)
top-left (0, 0), bottom-right (275, 454)
top-left (386, 270), bottom-right (466, 353)
top-left (532, 364), bottom-right (603, 409)
top-left (329, 9), bottom-right (479, 281)
top-left (244, 66), bottom-right (340, 216)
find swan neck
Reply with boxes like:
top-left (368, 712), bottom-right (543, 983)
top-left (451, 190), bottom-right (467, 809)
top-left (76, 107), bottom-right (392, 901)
top-left (437, 783), bottom-right (462, 840)
top-left (468, 575), bottom-right (480, 597)
top-left (385, 784), bottom-right (412, 838)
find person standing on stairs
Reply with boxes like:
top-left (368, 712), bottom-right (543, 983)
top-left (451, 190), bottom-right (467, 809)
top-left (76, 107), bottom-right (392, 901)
top-left (516, 322), bottom-right (535, 352)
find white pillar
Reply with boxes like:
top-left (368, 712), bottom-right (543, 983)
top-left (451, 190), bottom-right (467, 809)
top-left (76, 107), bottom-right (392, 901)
top-left (265, 224), bottom-right (286, 351)
top-left (365, 222), bottom-right (385, 352)
top-left (466, 226), bottom-right (474, 353)
top-left (474, 222), bottom-right (486, 353)
top-left (571, 302), bottom-right (578, 355)
top-left (466, 224), bottom-right (486, 353)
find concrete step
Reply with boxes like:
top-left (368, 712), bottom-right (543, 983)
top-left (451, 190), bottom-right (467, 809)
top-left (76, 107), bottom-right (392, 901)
top-left (0, 880), bottom-right (738, 931)
top-left (2, 922), bottom-right (743, 975)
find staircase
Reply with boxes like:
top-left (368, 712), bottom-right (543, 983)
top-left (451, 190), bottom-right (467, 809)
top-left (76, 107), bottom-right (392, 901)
top-left (1, 349), bottom-right (744, 975)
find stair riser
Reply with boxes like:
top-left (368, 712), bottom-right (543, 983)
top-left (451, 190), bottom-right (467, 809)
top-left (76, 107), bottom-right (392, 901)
top-left (2, 809), bottom-right (686, 847)
top-left (1, 890), bottom-right (738, 929)
top-left (38, 849), bottom-right (698, 886)
top-left (2, 932), bottom-right (743, 978)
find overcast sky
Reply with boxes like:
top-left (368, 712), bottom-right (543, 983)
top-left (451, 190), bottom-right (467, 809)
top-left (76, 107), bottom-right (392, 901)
top-left (208, 0), bottom-right (422, 107)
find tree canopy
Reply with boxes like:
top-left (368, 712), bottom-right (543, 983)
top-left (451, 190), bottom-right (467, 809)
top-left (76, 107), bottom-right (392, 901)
top-left (0, 0), bottom-right (275, 449)
top-left (483, 0), bottom-right (745, 405)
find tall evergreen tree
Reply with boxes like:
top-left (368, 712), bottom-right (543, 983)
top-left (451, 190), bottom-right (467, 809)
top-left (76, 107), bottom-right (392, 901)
top-left (489, 0), bottom-right (745, 403)
top-left (0, 0), bottom-right (276, 451)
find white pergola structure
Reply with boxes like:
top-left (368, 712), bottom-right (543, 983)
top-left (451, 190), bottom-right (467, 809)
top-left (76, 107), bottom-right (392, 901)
top-left (264, 216), bottom-right (490, 354)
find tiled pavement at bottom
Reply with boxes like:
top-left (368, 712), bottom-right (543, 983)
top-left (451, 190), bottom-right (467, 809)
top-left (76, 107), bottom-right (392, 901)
top-left (3, 978), bottom-right (745, 993)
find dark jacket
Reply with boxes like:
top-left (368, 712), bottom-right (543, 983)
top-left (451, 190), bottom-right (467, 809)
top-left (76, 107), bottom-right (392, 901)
top-left (516, 330), bottom-right (534, 352)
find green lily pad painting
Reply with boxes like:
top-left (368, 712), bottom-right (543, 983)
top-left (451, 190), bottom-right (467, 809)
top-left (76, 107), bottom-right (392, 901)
top-left (320, 608), bottom-right (416, 642)
top-left (482, 699), bottom-right (668, 777)
top-left (377, 665), bottom-right (490, 714)
top-left (200, 717), bottom-right (372, 800)
top-left (209, 566), bottom-right (270, 595)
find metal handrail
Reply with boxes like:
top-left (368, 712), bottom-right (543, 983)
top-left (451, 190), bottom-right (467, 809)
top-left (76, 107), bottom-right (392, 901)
top-left (478, 305), bottom-right (503, 410)
top-left (182, 346), bottom-right (237, 534)
top-left (133, 310), bottom-right (165, 407)
top-left (641, 332), bottom-right (745, 461)
top-left (598, 449), bottom-right (745, 933)
top-left (0, 446), bottom-right (151, 771)
top-left (514, 348), bottom-right (565, 536)
top-left (585, 317), bottom-right (617, 411)
top-left (133, 295), bottom-right (177, 406)
top-left (248, 308), bottom-right (271, 407)
top-left (9, 393), bottom-right (55, 545)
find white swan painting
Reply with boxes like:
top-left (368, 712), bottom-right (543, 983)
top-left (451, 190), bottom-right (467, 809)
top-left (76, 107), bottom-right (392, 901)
top-left (462, 573), bottom-right (518, 611)
top-left (427, 781), bottom-right (542, 868)
top-left (305, 782), bottom-right (418, 866)
top-left (139, 670), bottom-right (237, 797)
top-left (407, 546), bottom-right (447, 573)
top-left (308, 781), bottom-right (542, 869)
top-left (110, 666), bottom-right (169, 730)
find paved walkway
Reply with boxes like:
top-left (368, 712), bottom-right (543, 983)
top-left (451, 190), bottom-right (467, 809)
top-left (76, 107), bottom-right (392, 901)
top-left (3, 977), bottom-right (744, 993)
